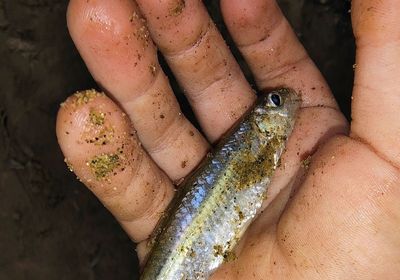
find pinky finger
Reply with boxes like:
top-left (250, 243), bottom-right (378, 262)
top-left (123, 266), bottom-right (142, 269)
top-left (56, 90), bottom-right (175, 242)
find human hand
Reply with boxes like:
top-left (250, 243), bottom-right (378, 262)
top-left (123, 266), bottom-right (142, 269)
top-left (56, 0), bottom-right (400, 279)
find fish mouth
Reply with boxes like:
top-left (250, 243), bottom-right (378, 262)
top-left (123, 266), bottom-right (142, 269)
top-left (283, 89), bottom-right (302, 116)
top-left (287, 97), bottom-right (302, 114)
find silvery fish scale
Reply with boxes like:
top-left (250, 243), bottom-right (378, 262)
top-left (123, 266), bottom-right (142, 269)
top-left (141, 89), bottom-right (300, 280)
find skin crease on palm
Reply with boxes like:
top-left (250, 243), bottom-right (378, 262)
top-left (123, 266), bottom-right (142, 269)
top-left (55, 0), bottom-right (400, 279)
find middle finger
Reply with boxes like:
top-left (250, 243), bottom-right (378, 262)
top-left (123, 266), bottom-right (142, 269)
top-left (136, 0), bottom-right (257, 142)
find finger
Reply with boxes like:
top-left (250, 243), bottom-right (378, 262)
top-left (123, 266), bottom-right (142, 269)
top-left (220, 0), bottom-right (348, 206)
top-left (56, 90), bottom-right (174, 242)
top-left (135, 0), bottom-right (256, 141)
top-left (221, 0), bottom-right (338, 108)
top-left (67, 0), bottom-right (209, 180)
top-left (351, 0), bottom-right (400, 168)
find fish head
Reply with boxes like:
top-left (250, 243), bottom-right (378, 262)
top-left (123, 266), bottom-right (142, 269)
top-left (253, 88), bottom-right (301, 137)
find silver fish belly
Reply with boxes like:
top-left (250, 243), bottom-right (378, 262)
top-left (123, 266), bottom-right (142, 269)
top-left (140, 89), bottom-right (300, 280)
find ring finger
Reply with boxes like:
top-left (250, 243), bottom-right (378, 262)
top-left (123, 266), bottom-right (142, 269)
top-left (67, 0), bottom-right (212, 181)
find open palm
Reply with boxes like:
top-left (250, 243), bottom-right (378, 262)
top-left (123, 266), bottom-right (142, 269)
top-left (57, 0), bottom-right (400, 279)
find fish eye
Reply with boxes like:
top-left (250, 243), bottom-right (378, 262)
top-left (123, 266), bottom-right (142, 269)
top-left (268, 93), bottom-right (282, 107)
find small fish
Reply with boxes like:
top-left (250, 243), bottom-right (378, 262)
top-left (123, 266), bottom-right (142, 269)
top-left (141, 89), bottom-right (300, 280)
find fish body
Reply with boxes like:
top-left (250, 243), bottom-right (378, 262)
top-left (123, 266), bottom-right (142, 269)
top-left (141, 89), bottom-right (300, 280)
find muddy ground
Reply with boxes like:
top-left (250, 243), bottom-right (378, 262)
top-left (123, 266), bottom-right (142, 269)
top-left (0, 1), bottom-right (353, 279)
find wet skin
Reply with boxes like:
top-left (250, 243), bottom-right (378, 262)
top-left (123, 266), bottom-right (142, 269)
top-left (57, 0), bottom-right (400, 279)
